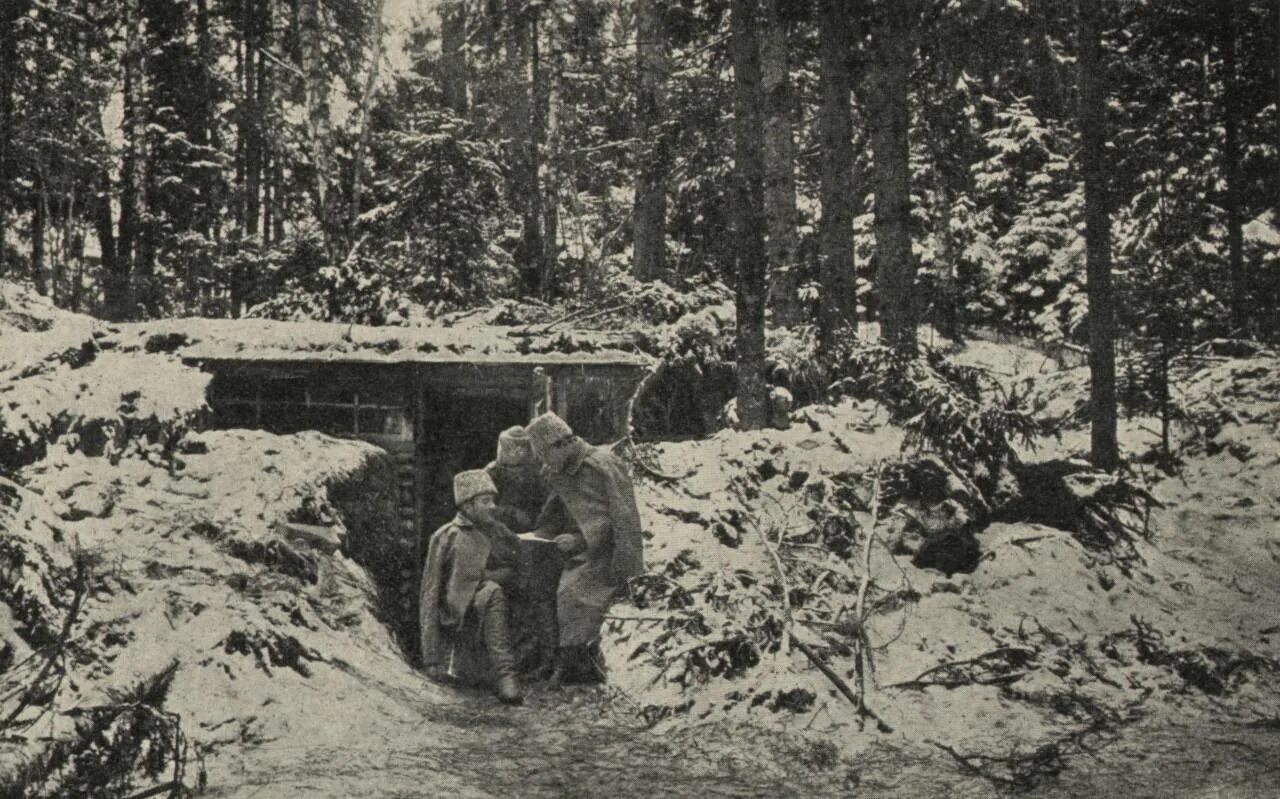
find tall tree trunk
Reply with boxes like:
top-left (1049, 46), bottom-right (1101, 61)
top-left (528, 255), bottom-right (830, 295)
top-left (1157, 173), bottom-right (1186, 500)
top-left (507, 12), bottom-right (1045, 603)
top-left (0, 0), bottom-right (24, 266)
top-left (262, 150), bottom-right (273, 245)
top-left (1219, 0), bottom-right (1246, 334)
top-left (761, 0), bottom-right (801, 325)
top-left (730, 0), bottom-right (768, 430)
top-left (69, 229), bottom-right (85, 312)
top-left (272, 156), bottom-right (285, 243)
top-left (541, 47), bottom-right (561, 292)
top-left (301, 0), bottom-right (333, 246)
top-left (351, 0), bottom-right (388, 240)
top-left (195, 0), bottom-right (215, 245)
top-left (440, 0), bottom-right (469, 115)
top-left (504, 0), bottom-right (542, 296)
top-left (1079, 0), bottom-right (1118, 472)
top-left (111, 0), bottom-right (145, 320)
top-left (632, 0), bottom-right (668, 282)
top-left (94, 162), bottom-right (123, 320)
top-left (233, 15), bottom-right (247, 241)
top-left (817, 0), bottom-right (856, 348)
top-left (525, 6), bottom-right (545, 295)
top-left (31, 174), bottom-right (46, 295)
top-left (245, 0), bottom-right (262, 243)
top-left (869, 0), bottom-right (919, 354)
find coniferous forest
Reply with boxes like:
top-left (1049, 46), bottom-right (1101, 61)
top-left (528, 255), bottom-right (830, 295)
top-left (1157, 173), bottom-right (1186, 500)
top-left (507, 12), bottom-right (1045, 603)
top-left (4, 2), bottom-right (1280, 796)
top-left (2, 1), bottom-right (1276, 331)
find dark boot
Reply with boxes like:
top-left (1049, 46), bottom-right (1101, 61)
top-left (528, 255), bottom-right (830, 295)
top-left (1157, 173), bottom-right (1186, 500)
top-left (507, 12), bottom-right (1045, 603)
top-left (482, 588), bottom-right (523, 705)
top-left (546, 647), bottom-right (569, 691)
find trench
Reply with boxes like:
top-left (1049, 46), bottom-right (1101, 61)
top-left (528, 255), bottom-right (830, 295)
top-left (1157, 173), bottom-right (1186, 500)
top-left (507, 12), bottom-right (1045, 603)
top-left (308, 453), bottom-right (1280, 799)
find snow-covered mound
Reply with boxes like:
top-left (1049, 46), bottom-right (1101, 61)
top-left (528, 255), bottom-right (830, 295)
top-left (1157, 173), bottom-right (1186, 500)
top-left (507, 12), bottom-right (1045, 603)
top-left (4, 281), bottom-right (1279, 793)
top-left (608, 390), bottom-right (1280, 768)
top-left (1, 284), bottom-right (210, 472)
top-left (2, 428), bottom-right (435, 792)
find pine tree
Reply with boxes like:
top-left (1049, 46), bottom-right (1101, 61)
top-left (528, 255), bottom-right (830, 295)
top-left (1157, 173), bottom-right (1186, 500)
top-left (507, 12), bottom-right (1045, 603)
top-left (761, 0), bottom-right (801, 325)
top-left (731, 0), bottom-right (768, 429)
top-left (1217, 0), bottom-right (1247, 333)
top-left (633, 0), bottom-right (669, 282)
top-left (817, 0), bottom-right (857, 348)
top-left (869, 0), bottom-right (921, 354)
top-left (1079, 0), bottom-right (1118, 472)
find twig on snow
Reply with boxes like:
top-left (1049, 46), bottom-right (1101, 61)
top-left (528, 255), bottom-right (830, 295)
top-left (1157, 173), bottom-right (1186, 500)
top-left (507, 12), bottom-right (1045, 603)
top-left (794, 640), bottom-right (892, 733)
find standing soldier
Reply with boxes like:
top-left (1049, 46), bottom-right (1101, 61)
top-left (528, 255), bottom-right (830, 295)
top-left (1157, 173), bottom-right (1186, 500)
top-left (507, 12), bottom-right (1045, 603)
top-left (526, 412), bottom-right (645, 684)
top-left (484, 426), bottom-right (547, 533)
top-left (485, 425), bottom-right (556, 675)
top-left (419, 470), bottom-right (524, 704)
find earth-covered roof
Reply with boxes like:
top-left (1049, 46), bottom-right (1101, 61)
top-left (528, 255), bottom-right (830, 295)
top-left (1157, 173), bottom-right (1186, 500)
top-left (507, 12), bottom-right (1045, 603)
top-left (113, 316), bottom-right (651, 369)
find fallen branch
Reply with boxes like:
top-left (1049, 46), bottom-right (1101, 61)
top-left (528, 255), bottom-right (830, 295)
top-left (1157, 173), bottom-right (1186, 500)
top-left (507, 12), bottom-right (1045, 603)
top-left (2, 555), bottom-right (89, 730)
top-left (927, 739), bottom-right (1019, 787)
top-left (794, 640), bottom-right (892, 733)
top-left (885, 646), bottom-right (1037, 690)
top-left (850, 465), bottom-right (884, 726)
top-left (754, 523), bottom-right (792, 659)
top-left (519, 299), bottom-right (635, 336)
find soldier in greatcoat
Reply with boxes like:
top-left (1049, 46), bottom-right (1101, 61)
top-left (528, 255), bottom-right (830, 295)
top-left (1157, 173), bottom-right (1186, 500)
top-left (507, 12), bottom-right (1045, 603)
top-left (525, 412), bottom-right (645, 684)
top-left (484, 425), bottom-right (548, 533)
top-left (419, 470), bottom-right (524, 704)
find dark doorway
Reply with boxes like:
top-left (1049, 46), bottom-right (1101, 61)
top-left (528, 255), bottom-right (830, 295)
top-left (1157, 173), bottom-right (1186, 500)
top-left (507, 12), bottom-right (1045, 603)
top-left (418, 385), bottom-right (531, 542)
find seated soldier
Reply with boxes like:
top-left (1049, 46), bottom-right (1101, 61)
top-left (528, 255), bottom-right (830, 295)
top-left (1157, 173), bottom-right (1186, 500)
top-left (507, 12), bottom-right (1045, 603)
top-left (418, 470), bottom-right (524, 704)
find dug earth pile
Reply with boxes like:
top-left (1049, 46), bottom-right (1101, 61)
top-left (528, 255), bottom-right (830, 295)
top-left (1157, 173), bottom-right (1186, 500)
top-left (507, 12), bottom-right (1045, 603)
top-left (3, 282), bottom-right (1279, 796)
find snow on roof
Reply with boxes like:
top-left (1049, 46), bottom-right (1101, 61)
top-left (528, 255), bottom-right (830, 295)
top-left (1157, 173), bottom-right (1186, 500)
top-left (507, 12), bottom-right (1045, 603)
top-left (114, 316), bottom-right (652, 369)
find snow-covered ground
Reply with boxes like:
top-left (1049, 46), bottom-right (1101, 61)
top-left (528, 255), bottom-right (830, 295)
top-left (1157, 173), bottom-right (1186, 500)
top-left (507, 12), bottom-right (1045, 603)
top-left (3, 283), bottom-right (1279, 796)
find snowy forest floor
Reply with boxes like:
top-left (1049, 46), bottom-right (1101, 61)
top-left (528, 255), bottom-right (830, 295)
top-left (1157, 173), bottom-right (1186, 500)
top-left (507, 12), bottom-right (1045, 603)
top-left (2, 280), bottom-right (1279, 797)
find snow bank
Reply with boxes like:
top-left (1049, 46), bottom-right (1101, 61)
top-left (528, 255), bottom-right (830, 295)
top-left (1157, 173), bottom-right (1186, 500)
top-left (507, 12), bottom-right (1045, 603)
top-left (610, 389), bottom-right (1280, 760)
top-left (2, 428), bottom-right (437, 788)
top-left (1, 284), bottom-right (211, 472)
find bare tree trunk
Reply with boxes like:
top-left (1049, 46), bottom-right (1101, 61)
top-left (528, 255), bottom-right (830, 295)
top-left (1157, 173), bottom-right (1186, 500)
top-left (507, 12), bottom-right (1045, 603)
top-left (31, 174), bottom-right (46, 295)
top-left (869, 0), bottom-right (919, 354)
top-left (69, 229), bottom-right (84, 311)
top-left (817, 0), bottom-right (856, 348)
top-left (0, 0), bottom-right (24, 266)
top-left (541, 47), bottom-right (561, 292)
top-left (632, 0), bottom-right (669, 282)
top-left (245, 0), bottom-right (262, 243)
top-left (526, 6), bottom-right (546, 295)
top-left (504, 0), bottom-right (542, 296)
top-left (56, 183), bottom-right (76, 304)
top-left (730, 0), bottom-right (769, 430)
top-left (761, 0), bottom-right (801, 325)
top-left (351, 0), bottom-right (388, 239)
top-left (234, 16), bottom-right (246, 240)
top-left (111, 0), bottom-right (145, 320)
top-left (195, 0), bottom-right (218, 248)
top-left (1079, 0), bottom-right (1118, 472)
top-left (262, 150), bottom-right (274, 246)
top-left (302, 0), bottom-right (333, 246)
top-left (272, 156), bottom-right (285, 243)
top-left (1219, 0), bottom-right (1246, 334)
top-left (441, 0), bottom-right (469, 115)
top-left (93, 160), bottom-right (122, 319)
